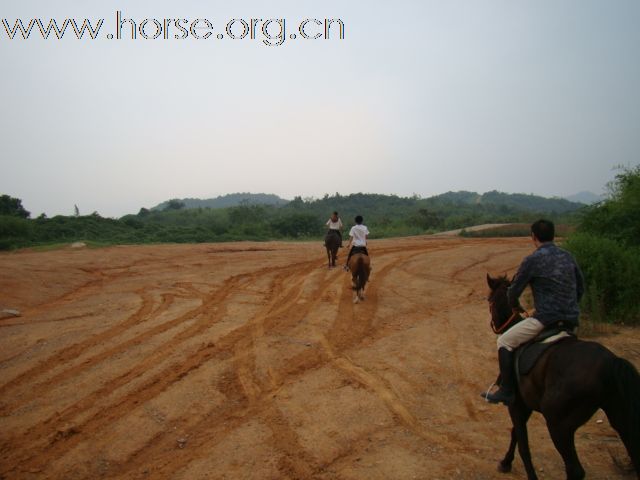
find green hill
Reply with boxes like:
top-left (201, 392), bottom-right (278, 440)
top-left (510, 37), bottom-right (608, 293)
top-left (152, 193), bottom-right (289, 211)
top-left (1, 190), bottom-right (587, 250)
top-left (426, 190), bottom-right (581, 213)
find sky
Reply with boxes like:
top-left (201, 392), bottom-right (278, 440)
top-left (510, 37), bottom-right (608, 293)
top-left (1, 0), bottom-right (639, 218)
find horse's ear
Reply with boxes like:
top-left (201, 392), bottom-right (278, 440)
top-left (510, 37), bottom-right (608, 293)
top-left (486, 273), bottom-right (498, 290)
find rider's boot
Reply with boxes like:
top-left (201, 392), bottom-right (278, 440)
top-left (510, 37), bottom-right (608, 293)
top-left (482, 348), bottom-right (515, 405)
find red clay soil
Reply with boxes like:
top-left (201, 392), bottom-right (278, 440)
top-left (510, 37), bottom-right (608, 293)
top-left (0, 237), bottom-right (637, 479)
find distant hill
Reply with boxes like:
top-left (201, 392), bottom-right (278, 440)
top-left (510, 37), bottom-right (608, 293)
top-left (564, 191), bottom-right (602, 205)
top-left (3, 189), bottom-right (590, 250)
top-left (153, 193), bottom-right (289, 211)
top-left (151, 190), bottom-right (585, 216)
top-left (426, 190), bottom-right (584, 214)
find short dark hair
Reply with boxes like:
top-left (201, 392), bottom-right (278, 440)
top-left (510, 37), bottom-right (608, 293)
top-left (333, 211), bottom-right (338, 215)
top-left (355, 215), bottom-right (363, 224)
top-left (531, 219), bottom-right (555, 242)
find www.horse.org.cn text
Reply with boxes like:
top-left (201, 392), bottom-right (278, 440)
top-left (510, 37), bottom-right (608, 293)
top-left (1, 12), bottom-right (346, 47)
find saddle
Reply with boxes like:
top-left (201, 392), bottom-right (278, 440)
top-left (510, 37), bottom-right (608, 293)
top-left (351, 246), bottom-right (368, 256)
top-left (515, 323), bottom-right (577, 378)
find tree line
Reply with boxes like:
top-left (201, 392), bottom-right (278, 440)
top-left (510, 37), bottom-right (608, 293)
top-left (0, 191), bottom-right (583, 251)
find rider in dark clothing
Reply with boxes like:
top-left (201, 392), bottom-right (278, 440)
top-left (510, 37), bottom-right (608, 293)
top-left (507, 242), bottom-right (584, 328)
top-left (482, 219), bottom-right (584, 405)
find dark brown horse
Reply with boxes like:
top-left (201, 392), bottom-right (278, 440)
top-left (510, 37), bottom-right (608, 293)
top-left (485, 274), bottom-right (640, 479)
top-left (325, 230), bottom-right (341, 268)
top-left (348, 253), bottom-right (370, 303)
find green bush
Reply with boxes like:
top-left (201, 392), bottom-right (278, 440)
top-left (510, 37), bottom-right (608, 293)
top-left (564, 166), bottom-right (640, 324)
top-left (0, 215), bottom-right (32, 250)
top-left (565, 234), bottom-right (640, 324)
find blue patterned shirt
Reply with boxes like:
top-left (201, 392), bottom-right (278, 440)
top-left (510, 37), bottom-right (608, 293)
top-left (507, 242), bottom-right (584, 326)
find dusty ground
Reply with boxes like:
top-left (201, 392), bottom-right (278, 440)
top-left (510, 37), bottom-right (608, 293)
top-left (0, 236), bottom-right (638, 480)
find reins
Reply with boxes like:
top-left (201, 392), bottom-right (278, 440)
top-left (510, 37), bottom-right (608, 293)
top-left (489, 299), bottom-right (527, 334)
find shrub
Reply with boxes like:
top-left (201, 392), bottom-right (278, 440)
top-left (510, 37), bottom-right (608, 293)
top-left (564, 233), bottom-right (640, 324)
top-left (0, 215), bottom-right (32, 250)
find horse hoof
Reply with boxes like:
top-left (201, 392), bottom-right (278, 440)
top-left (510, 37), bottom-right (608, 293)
top-left (353, 296), bottom-right (359, 304)
top-left (497, 462), bottom-right (512, 473)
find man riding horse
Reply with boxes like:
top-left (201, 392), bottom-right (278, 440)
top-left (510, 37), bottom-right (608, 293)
top-left (482, 219), bottom-right (585, 405)
top-left (344, 215), bottom-right (369, 270)
top-left (324, 211), bottom-right (343, 247)
top-left (324, 212), bottom-right (343, 268)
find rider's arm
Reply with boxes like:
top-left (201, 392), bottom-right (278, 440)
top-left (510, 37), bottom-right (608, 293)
top-left (507, 257), bottom-right (533, 312)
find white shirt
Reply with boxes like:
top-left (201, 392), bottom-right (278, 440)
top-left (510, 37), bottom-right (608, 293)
top-left (349, 224), bottom-right (369, 247)
top-left (326, 218), bottom-right (343, 230)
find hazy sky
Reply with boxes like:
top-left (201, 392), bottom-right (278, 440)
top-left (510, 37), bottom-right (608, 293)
top-left (1, 1), bottom-right (639, 217)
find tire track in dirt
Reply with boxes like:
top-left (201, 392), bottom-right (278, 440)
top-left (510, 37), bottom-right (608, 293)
top-left (1, 276), bottom-right (244, 414)
top-left (0, 240), bottom-right (537, 479)
top-left (318, 247), bottom-right (467, 446)
top-left (439, 247), bottom-right (517, 422)
top-left (0, 290), bottom-right (156, 399)
top-left (88, 262), bottom-right (338, 478)
top-left (96, 260), bottom-right (359, 478)
top-left (24, 257), bottom-right (160, 315)
top-left (125, 243), bottom-right (496, 478)
top-left (231, 264), bottom-right (340, 403)
top-left (0, 259), bottom-right (326, 477)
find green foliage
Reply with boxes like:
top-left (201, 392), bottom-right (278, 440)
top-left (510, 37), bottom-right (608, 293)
top-left (565, 166), bottom-right (640, 324)
top-left (0, 195), bottom-right (30, 218)
top-left (0, 215), bottom-right (32, 249)
top-left (564, 233), bottom-right (640, 323)
top-left (0, 190), bottom-right (585, 250)
top-left (578, 165), bottom-right (640, 246)
top-left (153, 193), bottom-right (288, 211)
top-left (164, 199), bottom-right (186, 211)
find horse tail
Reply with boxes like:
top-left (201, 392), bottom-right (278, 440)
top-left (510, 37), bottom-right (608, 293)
top-left (605, 356), bottom-right (640, 473)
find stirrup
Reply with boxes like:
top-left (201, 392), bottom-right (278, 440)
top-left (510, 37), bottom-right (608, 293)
top-left (481, 388), bottom-right (514, 406)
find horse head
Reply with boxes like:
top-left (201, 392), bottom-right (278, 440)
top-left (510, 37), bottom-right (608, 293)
top-left (486, 274), bottom-right (517, 334)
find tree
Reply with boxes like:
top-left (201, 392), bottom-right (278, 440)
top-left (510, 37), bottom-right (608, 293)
top-left (164, 199), bottom-right (186, 211)
top-left (74, 204), bottom-right (80, 217)
top-left (579, 165), bottom-right (640, 246)
top-left (411, 208), bottom-right (443, 230)
top-left (0, 195), bottom-right (30, 218)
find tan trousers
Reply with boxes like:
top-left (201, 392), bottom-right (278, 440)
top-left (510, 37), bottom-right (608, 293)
top-left (497, 317), bottom-right (544, 351)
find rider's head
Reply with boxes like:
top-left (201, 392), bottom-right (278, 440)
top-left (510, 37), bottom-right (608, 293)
top-left (332, 211), bottom-right (339, 220)
top-left (355, 215), bottom-right (363, 225)
top-left (531, 219), bottom-right (555, 243)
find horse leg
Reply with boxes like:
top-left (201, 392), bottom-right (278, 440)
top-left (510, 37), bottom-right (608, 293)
top-left (546, 422), bottom-right (585, 480)
top-left (544, 403), bottom-right (599, 480)
top-left (351, 273), bottom-right (359, 303)
top-left (498, 427), bottom-right (517, 473)
top-left (509, 400), bottom-right (538, 480)
top-left (604, 404), bottom-right (640, 476)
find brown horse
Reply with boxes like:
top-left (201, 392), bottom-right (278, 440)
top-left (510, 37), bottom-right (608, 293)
top-left (325, 230), bottom-right (341, 268)
top-left (486, 274), bottom-right (640, 480)
top-left (348, 252), bottom-right (370, 303)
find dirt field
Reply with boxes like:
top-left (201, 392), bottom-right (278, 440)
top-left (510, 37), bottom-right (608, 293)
top-left (1, 237), bottom-right (638, 480)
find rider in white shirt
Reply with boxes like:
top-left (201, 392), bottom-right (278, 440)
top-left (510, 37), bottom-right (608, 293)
top-left (344, 215), bottom-right (370, 270)
top-left (325, 211), bottom-right (343, 246)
